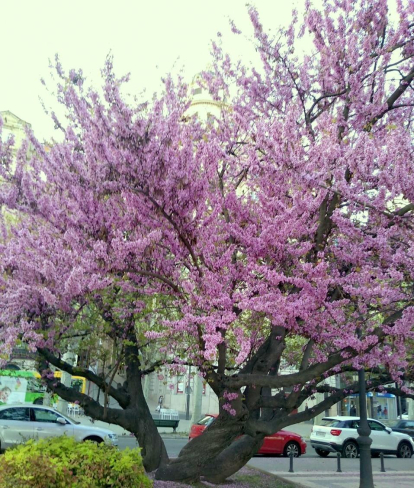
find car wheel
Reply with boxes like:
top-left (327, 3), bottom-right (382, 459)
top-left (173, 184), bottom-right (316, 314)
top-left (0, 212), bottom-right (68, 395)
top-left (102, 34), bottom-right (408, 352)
top-left (342, 441), bottom-right (359, 458)
top-left (283, 441), bottom-right (300, 457)
top-left (33, 397), bottom-right (43, 405)
top-left (84, 436), bottom-right (104, 444)
top-left (397, 442), bottom-right (412, 458)
top-left (315, 448), bottom-right (330, 457)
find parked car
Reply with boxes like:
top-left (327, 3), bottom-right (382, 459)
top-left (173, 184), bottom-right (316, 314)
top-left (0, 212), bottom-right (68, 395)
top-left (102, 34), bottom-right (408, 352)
top-left (188, 414), bottom-right (306, 457)
top-left (391, 419), bottom-right (414, 440)
top-left (310, 416), bottom-right (414, 458)
top-left (0, 404), bottom-right (118, 451)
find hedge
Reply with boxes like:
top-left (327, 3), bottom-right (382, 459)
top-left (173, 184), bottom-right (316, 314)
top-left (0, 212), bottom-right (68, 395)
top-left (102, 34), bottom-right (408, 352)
top-left (0, 436), bottom-right (152, 488)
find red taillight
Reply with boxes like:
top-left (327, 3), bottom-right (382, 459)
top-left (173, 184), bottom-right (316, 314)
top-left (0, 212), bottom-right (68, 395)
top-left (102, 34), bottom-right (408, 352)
top-left (330, 429), bottom-right (342, 436)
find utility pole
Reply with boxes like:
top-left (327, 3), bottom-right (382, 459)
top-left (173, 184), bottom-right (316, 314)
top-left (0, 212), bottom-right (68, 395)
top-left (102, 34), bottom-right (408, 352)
top-left (356, 328), bottom-right (373, 488)
top-left (191, 371), bottom-right (203, 424)
top-left (57, 346), bottom-right (76, 415)
top-left (185, 365), bottom-right (192, 420)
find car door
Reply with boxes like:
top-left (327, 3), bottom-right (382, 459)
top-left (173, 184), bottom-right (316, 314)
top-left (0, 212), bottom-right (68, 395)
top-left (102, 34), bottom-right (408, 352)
top-left (259, 432), bottom-right (284, 455)
top-left (0, 407), bottom-right (32, 448)
top-left (368, 420), bottom-right (395, 452)
top-left (31, 407), bottom-right (74, 441)
top-left (404, 421), bottom-right (414, 438)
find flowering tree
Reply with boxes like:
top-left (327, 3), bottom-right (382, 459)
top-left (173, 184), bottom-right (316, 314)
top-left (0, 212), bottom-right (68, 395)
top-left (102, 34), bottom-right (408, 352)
top-left (2, 0), bottom-right (414, 483)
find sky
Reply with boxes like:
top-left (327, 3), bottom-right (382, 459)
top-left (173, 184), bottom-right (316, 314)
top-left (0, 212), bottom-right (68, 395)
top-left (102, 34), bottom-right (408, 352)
top-left (0, 0), bottom-right (301, 140)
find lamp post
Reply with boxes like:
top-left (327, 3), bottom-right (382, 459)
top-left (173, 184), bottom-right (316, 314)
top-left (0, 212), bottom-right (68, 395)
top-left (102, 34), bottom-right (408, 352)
top-left (356, 328), bottom-right (374, 488)
top-left (185, 365), bottom-right (192, 420)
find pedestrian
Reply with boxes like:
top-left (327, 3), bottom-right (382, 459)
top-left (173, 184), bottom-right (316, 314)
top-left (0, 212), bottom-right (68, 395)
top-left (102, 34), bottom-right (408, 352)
top-left (155, 395), bottom-right (163, 412)
top-left (350, 403), bottom-right (357, 416)
top-left (377, 404), bottom-right (382, 419)
top-left (383, 406), bottom-right (388, 419)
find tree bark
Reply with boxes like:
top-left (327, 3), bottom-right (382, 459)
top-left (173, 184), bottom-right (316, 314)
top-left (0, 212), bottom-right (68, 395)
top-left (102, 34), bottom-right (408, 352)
top-left (201, 434), bottom-right (264, 483)
top-left (155, 413), bottom-right (247, 482)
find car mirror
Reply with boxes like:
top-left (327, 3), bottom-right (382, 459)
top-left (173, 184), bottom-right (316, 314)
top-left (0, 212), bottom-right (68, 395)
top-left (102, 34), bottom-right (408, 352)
top-left (385, 427), bottom-right (392, 434)
top-left (56, 417), bottom-right (66, 425)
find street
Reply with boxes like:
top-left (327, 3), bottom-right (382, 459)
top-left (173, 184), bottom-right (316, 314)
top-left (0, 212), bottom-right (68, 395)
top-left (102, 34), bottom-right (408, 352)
top-left (117, 436), bottom-right (414, 475)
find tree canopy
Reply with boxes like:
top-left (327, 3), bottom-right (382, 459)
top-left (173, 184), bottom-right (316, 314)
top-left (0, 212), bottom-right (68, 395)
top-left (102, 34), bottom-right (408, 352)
top-left (1, 0), bottom-right (414, 482)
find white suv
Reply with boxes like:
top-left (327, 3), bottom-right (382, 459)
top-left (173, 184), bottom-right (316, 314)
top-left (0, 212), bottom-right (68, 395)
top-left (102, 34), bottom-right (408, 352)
top-left (310, 416), bottom-right (414, 458)
top-left (0, 404), bottom-right (118, 451)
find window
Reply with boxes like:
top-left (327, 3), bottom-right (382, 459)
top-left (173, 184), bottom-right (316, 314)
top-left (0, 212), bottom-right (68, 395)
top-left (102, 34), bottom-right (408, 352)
top-left (368, 420), bottom-right (385, 431)
top-left (33, 408), bottom-right (65, 423)
top-left (0, 407), bottom-right (30, 421)
top-left (321, 419), bottom-right (349, 428)
top-left (196, 415), bottom-right (215, 426)
top-left (177, 376), bottom-right (184, 394)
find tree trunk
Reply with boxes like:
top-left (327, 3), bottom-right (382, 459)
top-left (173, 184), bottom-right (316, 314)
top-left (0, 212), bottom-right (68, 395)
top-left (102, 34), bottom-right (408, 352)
top-left (131, 408), bottom-right (169, 472)
top-left (123, 341), bottom-right (169, 472)
top-left (155, 413), bottom-right (247, 482)
top-left (202, 434), bottom-right (264, 483)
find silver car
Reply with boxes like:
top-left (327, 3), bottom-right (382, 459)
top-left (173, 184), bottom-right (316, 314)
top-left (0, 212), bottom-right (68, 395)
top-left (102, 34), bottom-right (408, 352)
top-left (0, 404), bottom-right (118, 450)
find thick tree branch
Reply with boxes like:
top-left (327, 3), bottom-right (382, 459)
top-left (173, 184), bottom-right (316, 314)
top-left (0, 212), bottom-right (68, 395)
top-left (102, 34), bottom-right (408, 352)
top-left (37, 347), bottom-right (130, 408)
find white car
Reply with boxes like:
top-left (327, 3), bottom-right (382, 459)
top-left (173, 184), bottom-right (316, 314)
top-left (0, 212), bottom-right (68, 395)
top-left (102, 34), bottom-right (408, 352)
top-left (0, 404), bottom-right (118, 451)
top-left (310, 416), bottom-right (414, 458)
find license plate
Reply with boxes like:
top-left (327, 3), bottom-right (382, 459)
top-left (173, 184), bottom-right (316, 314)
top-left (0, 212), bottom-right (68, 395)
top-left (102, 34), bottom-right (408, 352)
top-left (316, 431), bottom-right (326, 437)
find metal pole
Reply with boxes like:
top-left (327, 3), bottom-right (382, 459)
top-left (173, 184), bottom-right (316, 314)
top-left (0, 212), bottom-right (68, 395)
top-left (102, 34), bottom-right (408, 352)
top-left (185, 365), bottom-right (192, 420)
top-left (336, 452), bottom-right (342, 473)
top-left (357, 367), bottom-right (374, 488)
top-left (289, 452), bottom-right (294, 473)
top-left (396, 382), bottom-right (403, 419)
top-left (380, 452), bottom-right (385, 472)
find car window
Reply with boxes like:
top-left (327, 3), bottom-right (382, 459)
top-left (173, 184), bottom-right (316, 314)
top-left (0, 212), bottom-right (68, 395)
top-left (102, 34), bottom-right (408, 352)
top-left (406, 421), bottom-right (414, 428)
top-left (197, 416), bottom-right (215, 426)
top-left (33, 408), bottom-right (64, 423)
top-left (0, 407), bottom-right (30, 421)
top-left (349, 420), bottom-right (360, 429)
top-left (321, 419), bottom-right (348, 428)
top-left (368, 420), bottom-right (385, 431)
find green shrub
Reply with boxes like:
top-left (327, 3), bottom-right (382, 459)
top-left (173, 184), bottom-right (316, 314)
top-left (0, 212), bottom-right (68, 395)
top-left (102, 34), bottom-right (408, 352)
top-left (0, 436), bottom-right (152, 488)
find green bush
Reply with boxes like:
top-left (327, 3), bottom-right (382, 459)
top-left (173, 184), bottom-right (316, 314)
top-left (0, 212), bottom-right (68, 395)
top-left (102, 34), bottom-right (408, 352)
top-left (0, 436), bottom-right (152, 488)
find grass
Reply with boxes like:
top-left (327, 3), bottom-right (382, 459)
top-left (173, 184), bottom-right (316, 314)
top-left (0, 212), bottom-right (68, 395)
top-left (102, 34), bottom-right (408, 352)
top-left (150, 465), bottom-right (303, 488)
top-left (231, 466), bottom-right (301, 487)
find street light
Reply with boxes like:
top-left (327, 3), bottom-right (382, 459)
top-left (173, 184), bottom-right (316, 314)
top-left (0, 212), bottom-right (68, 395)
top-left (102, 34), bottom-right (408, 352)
top-left (356, 328), bottom-right (374, 488)
top-left (185, 365), bottom-right (192, 420)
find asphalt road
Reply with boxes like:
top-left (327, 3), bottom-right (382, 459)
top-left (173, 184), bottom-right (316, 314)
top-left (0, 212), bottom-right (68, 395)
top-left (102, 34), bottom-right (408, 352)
top-left (117, 436), bottom-right (414, 474)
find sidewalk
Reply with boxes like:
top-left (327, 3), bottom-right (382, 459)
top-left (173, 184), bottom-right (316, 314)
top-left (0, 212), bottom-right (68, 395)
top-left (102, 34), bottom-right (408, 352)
top-left (262, 470), bottom-right (414, 487)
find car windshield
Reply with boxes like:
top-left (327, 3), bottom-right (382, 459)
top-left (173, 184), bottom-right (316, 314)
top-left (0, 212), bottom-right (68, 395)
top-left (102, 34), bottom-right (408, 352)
top-left (197, 416), bottom-right (215, 426)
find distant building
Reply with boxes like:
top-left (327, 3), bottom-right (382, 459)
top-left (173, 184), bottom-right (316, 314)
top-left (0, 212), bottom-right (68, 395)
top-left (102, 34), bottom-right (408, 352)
top-left (0, 110), bottom-right (33, 158)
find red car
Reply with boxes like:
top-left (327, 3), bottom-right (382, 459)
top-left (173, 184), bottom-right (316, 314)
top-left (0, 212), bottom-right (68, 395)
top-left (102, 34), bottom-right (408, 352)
top-left (188, 414), bottom-right (306, 457)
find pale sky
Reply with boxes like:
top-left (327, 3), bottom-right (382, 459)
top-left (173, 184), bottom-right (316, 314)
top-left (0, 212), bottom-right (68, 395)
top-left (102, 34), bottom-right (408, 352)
top-left (1, 0), bottom-right (300, 140)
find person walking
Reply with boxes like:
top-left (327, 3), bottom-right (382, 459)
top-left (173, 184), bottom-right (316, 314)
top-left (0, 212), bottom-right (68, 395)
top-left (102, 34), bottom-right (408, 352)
top-left (156, 395), bottom-right (164, 412)
top-left (377, 404), bottom-right (382, 419)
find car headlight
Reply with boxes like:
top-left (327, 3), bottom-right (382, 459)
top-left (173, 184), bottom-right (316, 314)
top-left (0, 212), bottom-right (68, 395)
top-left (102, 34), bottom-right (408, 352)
top-left (106, 434), bottom-right (118, 441)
